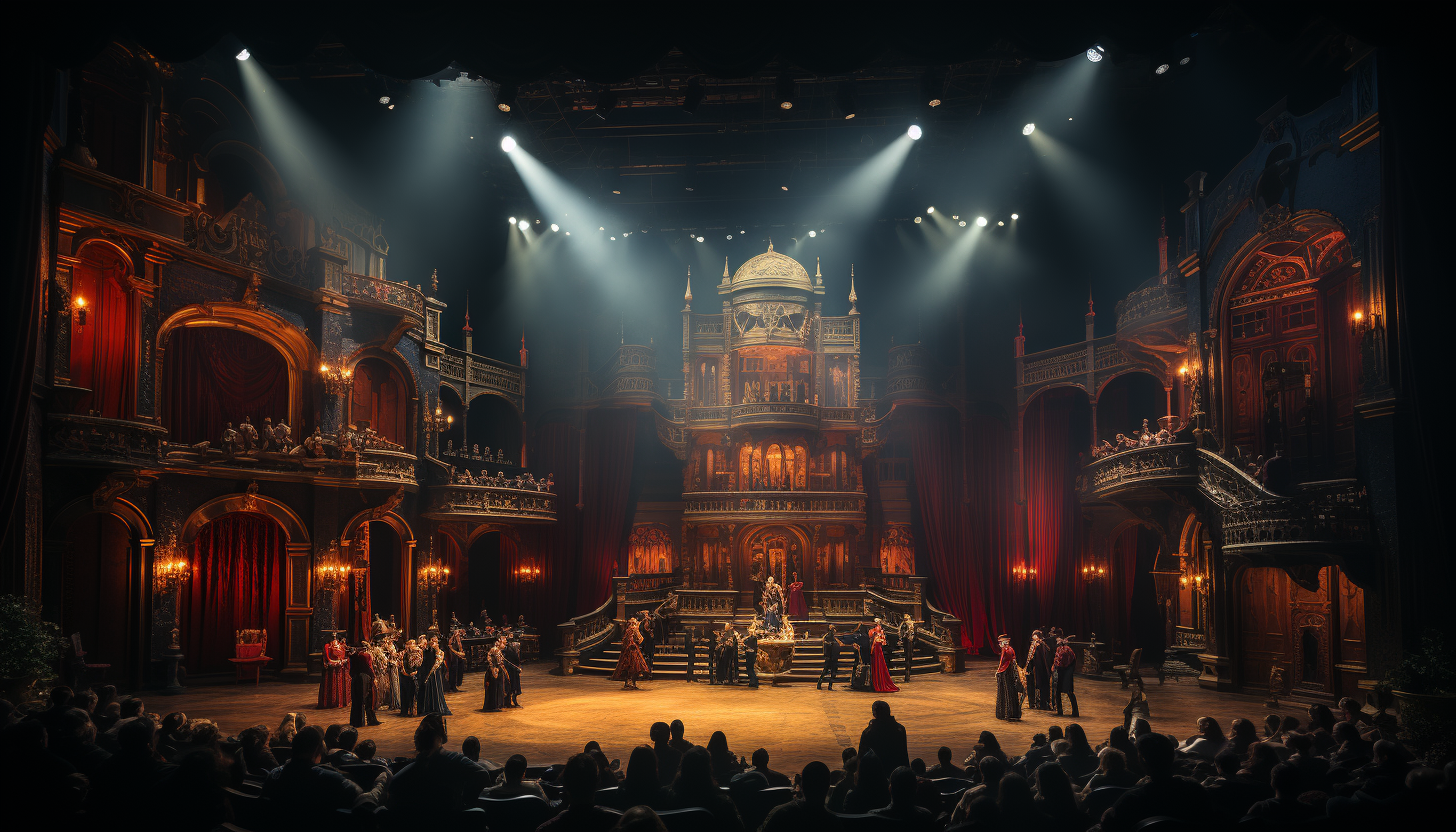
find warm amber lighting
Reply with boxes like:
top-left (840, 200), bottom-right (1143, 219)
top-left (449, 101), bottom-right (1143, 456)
top-left (1179, 364), bottom-right (1189, 376)
top-left (1352, 310), bottom-right (1364, 322)
top-left (72, 296), bottom-right (88, 326)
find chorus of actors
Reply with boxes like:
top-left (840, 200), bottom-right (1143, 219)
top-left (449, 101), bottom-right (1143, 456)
top-left (787, 572), bottom-right (808, 618)
top-left (995, 634), bottom-right (1023, 721)
top-left (348, 644), bottom-right (381, 727)
top-left (317, 634), bottom-right (349, 709)
top-left (611, 617), bottom-right (651, 689)
top-left (415, 634), bottom-right (453, 715)
top-left (868, 618), bottom-right (900, 693)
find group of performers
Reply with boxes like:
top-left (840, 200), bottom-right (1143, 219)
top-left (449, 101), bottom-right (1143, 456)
top-left (815, 616), bottom-right (916, 692)
top-left (316, 613), bottom-right (527, 725)
top-left (994, 627), bottom-right (1080, 721)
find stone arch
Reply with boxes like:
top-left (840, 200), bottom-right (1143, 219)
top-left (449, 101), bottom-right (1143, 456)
top-left (177, 491), bottom-right (309, 547)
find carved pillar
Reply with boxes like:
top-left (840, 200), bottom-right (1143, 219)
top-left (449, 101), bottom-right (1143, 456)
top-left (286, 541), bottom-right (315, 677)
top-left (1198, 547), bottom-right (1238, 692)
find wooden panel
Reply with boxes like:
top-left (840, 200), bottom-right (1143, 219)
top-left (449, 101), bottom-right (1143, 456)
top-left (1337, 570), bottom-right (1367, 665)
top-left (1239, 567), bottom-right (1289, 693)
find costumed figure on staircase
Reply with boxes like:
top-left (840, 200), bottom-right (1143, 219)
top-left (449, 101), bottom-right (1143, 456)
top-left (761, 576), bottom-right (785, 630)
top-left (416, 634), bottom-right (453, 716)
top-left (713, 622), bottom-right (740, 685)
top-left (846, 623), bottom-right (872, 691)
top-left (898, 614), bottom-right (917, 683)
top-left (818, 624), bottom-right (844, 690)
top-left (611, 617), bottom-right (651, 690)
top-left (1053, 635), bottom-right (1079, 717)
top-left (380, 640), bottom-right (401, 710)
top-left (348, 645), bottom-right (381, 727)
top-left (995, 634), bottom-right (1023, 721)
top-left (1027, 630), bottom-right (1052, 710)
top-left (786, 572), bottom-right (808, 618)
top-left (868, 618), bottom-right (900, 693)
top-left (317, 634), bottom-right (350, 709)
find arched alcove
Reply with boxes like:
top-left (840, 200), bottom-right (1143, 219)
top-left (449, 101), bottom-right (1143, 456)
top-left (1096, 371), bottom-right (1166, 443)
top-left (164, 326), bottom-right (289, 445)
top-left (465, 394), bottom-right (522, 465)
top-left (350, 355), bottom-right (413, 450)
top-left (68, 240), bottom-right (136, 419)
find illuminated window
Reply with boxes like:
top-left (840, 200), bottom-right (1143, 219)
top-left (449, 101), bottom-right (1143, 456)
top-left (1231, 308), bottom-right (1269, 340)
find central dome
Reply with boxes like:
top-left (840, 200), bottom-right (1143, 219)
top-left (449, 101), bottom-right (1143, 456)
top-left (727, 242), bottom-right (816, 293)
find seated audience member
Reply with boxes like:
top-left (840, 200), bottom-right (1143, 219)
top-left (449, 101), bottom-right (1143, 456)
top-left (1017, 733), bottom-right (1053, 774)
top-left (1260, 714), bottom-right (1282, 740)
top-left (750, 746), bottom-right (792, 787)
top-left (706, 730), bottom-right (745, 785)
top-left (322, 723), bottom-right (345, 758)
top-left (461, 735), bottom-right (481, 763)
top-left (1100, 726), bottom-right (1142, 777)
top-left (540, 752), bottom-right (627, 832)
top-left (90, 715), bottom-right (173, 825)
top-left (490, 753), bottom-right (549, 800)
top-left (238, 724), bottom-right (278, 775)
top-left (927, 745), bottom-right (965, 779)
top-left (827, 754), bottom-right (857, 812)
top-left (96, 700), bottom-right (121, 733)
top-left (762, 760), bottom-right (837, 832)
top-left (1178, 716), bottom-right (1227, 760)
top-left (1082, 747), bottom-right (1138, 794)
top-left (36, 686), bottom-right (73, 735)
top-left (159, 744), bottom-right (231, 831)
top-left (327, 726), bottom-right (360, 766)
top-left (670, 746), bottom-right (745, 832)
top-left (1350, 739), bottom-right (1410, 800)
top-left (1284, 731), bottom-right (1330, 793)
top-left (1096, 732), bottom-right (1214, 832)
top-left (1034, 761), bottom-right (1089, 832)
top-left (590, 748), bottom-right (621, 788)
top-left (844, 750), bottom-right (892, 814)
top-left (612, 805), bottom-right (670, 832)
top-left (271, 713), bottom-right (298, 749)
top-left (1338, 696), bottom-right (1372, 730)
top-left (668, 719), bottom-right (693, 757)
top-left (99, 696), bottom-right (146, 750)
top-left (947, 794), bottom-right (999, 832)
top-left (262, 726), bottom-right (383, 831)
top-left (994, 773), bottom-right (1049, 829)
top-left (1330, 721), bottom-right (1373, 770)
top-left (1223, 718), bottom-right (1260, 760)
top-left (870, 766), bottom-right (936, 831)
top-left (55, 707), bottom-right (111, 779)
top-left (650, 722), bottom-right (682, 786)
top-left (970, 730), bottom-right (1008, 766)
top-left (1204, 750), bottom-right (1265, 820)
top-left (859, 700), bottom-right (911, 771)
top-left (387, 715), bottom-right (491, 822)
top-left (615, 745), bottom-right (670, 810)
top-left (1241, 743), bottom-right (1281, 787)
top-left (1244, 762), bottom-right (1318, 824)
top-left (355, 738), bottom-right (388, 768)
top-left (1059, 724), bottom-right (1100, 779)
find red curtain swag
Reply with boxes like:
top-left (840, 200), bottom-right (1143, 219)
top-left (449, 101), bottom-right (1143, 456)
top-left (577, 409), bottom-right (637, 614)
top-left (164, 327), bottom-right (290, 446)
top-left (180, 513), bottom-right (286, 675)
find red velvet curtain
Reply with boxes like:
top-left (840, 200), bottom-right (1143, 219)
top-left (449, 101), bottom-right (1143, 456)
top-left (1021, 389), bottom-right (1090, 637)
top-left (963, 409), bottom-right (1020, 650)
top-left (181, 513), bottom-right (286, 675)
top-left (70, 254), bottom-right (132, 419)
top-left (351, 358), bottom-right (408, 447)
top-left (578, 410), bottom-right (637, 613)
top-left (532, 421), bottom-right (582, 640)
top-left (164, 327), bottom-right (290, 445)
top-left (1110, 525), bottom-right (1140, 656)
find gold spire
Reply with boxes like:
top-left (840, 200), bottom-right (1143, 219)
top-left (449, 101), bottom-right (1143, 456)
top-left (723, 256), bottom-right (729, 278)
top-left (684, 266), bottom-right (693, 302)
top-left (848, 265), bottom-right (858, 306)
top-left (816, 257), bottom-right (821, 278)
top-left (767, 240), bottom-right (774, 252)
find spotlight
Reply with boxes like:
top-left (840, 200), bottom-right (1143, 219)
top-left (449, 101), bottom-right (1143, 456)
top-left (497, 84), bottom-right (517, 113)
top-left (1011, 213), bottom-right (1019, 220)
top-left (501, 135), bottom-right (517, 153)
top-left (518, 220), bottom-right (529, 231)
top-left (836, 79), bottom-right (858, 119)
top-left (727, 235), bottom-right (733, 240)
top-left (958, 220), bottom-right (967, 227)
top-left (927, 206), bottom-right (935, 214)
top-left (682, 78), bottom-right (704, 114)
top-left (809, 230), bottom-right (817, 237)
top-left (595, 88), bottom-right (618, 119)
top-left (599, 227), bottom-right (605, 231)
top-left (1086, 45), bottom-right (1104, 62)
top-left (976, 216), bottom-right (987, 227)
top-left (388, 104), bottom-right (395, 110)
top-left (612, 190), bottom-right (620, 194)
top-left (952, 215), bottom-right (959, 219)
top-left (776, 73), bottom-right (795, 110)
top-left (1179, 56), bottom-right (1191, 66)
top-left (508, 217), bottom-right (516, 224)
top-left (820, 229), bottom-right (825, 233)
top-left (550, 224), bottom-right (559, 232)
top-left (997, 221), bottom-right (1004, 226)
top-left (740, 230), bottom-right (746, 235)
top-left (914, 217), bottom-right (923, 224)
top-left (236, 48), bottom-right (250, 61)
top-left (1155, 63), bottom-right (1170, 75)
top-left (697, 236), bottom-right (704, 242)
top-left (610, 236), bottom-right (616, 240)
top-left (379, 95), bottom-right (391, 105)
top-left (907, 124), bottom-right (922, 140)
top-left (780, 185), bottom-right (788, 191)
top-left (565, 232), bottom-right (571, 236)
top-left (1022, 123), bottom-right (1036, 136)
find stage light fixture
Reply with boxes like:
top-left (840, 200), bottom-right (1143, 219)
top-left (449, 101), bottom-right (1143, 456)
top-left (959, 220), bottom-right (967, 227)
top-left (922, 66), bottom-right (945, 107)
top-left (508, 217), bottom-right (516, 224)
top-left (907, 124), bottom-right (922, 140)
top-left (612, 190), bottom-right (620, 194)
top-left (500, 135), bottom-right (517, 153)
top-left (595, 88), bottom-right (618, 119)
top-left (599, 227), bottom-right (605, 231)
top-left (550, 224), bottom-right (559, 232)
top-left (740, 230), bottom-right (746, 235)
top-left (914, 216), bottom-right (923, 224)
top-left (1180, 56), bottom-right (1192, 66)
top-left (682, 78), bottom-right (704, 114)
top-left (836, 79), bottom-right (858, 119)
top-left (379, 95), bottom-right (390, 105)
top-left (727, 235), bottom-right (733, 240)
top-left (497, 84), bottom-right (517, 113)
top-left (565, 231), bottom-right (570, 236)
top-left (697, 236), bottom-right (705, 242)
top-left (1011, 213), bottom-right (1019, 220)
top-left (976, 216), bottom-right (988, 227)
top-left (781, 185), bottom-right (788, 191)
top-left (776, 73), bottom-right (795, 110)
top-left (610, 236), bottom-right (616, 240)
top-left (1087, 45), bottom-right (1104, 62)
top-left (236, 48), bottom-right (250, 61)
top-left (388, 104), bottom-right (395, 110)
top-left (1155, 63), bottom-right (1170, 75)
top-left (998, 221), bottom-right (1005, 226)
top-left (952, 215), bottom-right (959, 219)
top-left (1023, 123), bottom-right (1036, 135)
top-left (809, 230), bottom-right (817, 237)
top-left (518, 220), bottom-right (529, 231)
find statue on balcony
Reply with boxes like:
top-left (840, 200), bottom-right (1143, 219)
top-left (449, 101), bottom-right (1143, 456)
top-left (482, 446), bottom-right (490, 460)
top-left (272, 418), bottom-right (293, 452)
top-left (544, 473), bottom-right (554, 492)
top-left (238, 416), bottom-right (260, 451)
top-left (497, 448), bottom-right (505, 461)
top-left (761, 575), bottom-right (785, 630)
top-left (446, 440), bottom-right (454, 455)
top-left (337, 423), bottom-right (359, 454)
top-left (222, 422), bottom-right (242, 456)
top-left (472, 444), bottom-right (481, 458)
top-left (303, 428), bottom-right (327, 458)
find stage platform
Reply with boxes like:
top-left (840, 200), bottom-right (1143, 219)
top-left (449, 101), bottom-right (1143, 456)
top-left (156, 658), bottom-right (1280, 772)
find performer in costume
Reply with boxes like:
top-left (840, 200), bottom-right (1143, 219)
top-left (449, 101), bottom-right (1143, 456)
top-left (638, 610), bottom-right (657, 671)
top-left (818, 624), bottom-right (844, 690)
top-left (446, 628), bottom-right (467, 692)
top-left (714, 623), bottom-right (739, 685)
top-left (847, 623), bottom-right (872, 690)
top-left (743, 628), bottom-right (760, 688)
top-left (897, 614), bottom-right (917, 682)
top-left (483, 646), bottom-right (506, 711)
top-left (761, 576), bottom-right (785, 629)
top-left (348, 645), bottom-right (381, 727)
top-left (383, 640), bottom-right (401, 709)
top-left (995, 634), bottom-right (1022, 721)
top-left (1053, 636), bottom-right (1079, 716)
top-left (398, 638), bottom-right (419, 717)
top-left (504, 637), bottom-right (522, 707)
top-left (1028, 630), bottom-right (1052, 710)
top-left (317, 634), bottom-right (350, 709)
top-left (684, 626), bottom-right (698, 683)
top-left (369, 642), bottom-right (391, 712)
top-left (416, 634), bottom-right (453, 715)
top-left (611, 617), bottom-right (651, 689)
top-left (868, 619), bottom-right (900, 693)
top-left (786, 572), bottom-right (808, 618)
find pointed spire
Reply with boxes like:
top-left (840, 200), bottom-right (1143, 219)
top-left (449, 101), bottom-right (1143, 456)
top-left (519, 328), bottom-right (529, 369)
top-left (1087, 286), bottom-right (1095, 316)
top-left (767, 240), bottom-right (774, 252)
top-left (430, 268), bottom-right (438, 296)
top-left (462, 291), bottom-right (472, 333)
top-left (684, 266), bottom-right (693, 302)
top-left (721, 255), bottom-right (730, 285)
top-left (815, 257), bottom-right (822, 280)
top-left (848, 264), bottom-right (859, 315)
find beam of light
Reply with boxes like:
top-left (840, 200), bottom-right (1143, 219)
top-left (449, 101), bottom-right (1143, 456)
top-left (1027, 127), bottom-right (1143, 255)
top-left (801, 133), bottom-right (915, 237)
top-left (1023, 123), bottom-right (1036, 135)
top-left (501, 135), bottom-right (516, 153)
top-left (236, 48), bottom-right (250, 61)
top-left (907, 124), bottom-right (922, 140)
top-left (504, 144), bottom-right (628, 287)
top-left (916, 219), bottom-right (987, 306)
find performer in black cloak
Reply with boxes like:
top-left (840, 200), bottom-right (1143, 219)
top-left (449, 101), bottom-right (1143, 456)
top-left (684, 626), bottom-right (699, 683)
top-left (714, 623), bottom-right (739, 685)
top-left (638, 610), bottom-right (657, 671)
top-left (743, 629), bottom-right (759, 688)
top-left (995, 634), bottom-right (1022, 721)
top-left (398, 638), bottom-right (419, 717)
top-left (504, 638), bottom-right (522, 707)
top-left (348, 644), bottom-right (381, 727)
top-left (483, 646), bottom-right (506, 712)
top-left (446, 628), bottom-right (467, 692)
top-left (847, 623), bottom-right (872, 691)
top-left (1028, 630), bottom-right (1052, 710)
top-left (818, 624), bottom-right (844, 690)
top-left (416, 634), bottom-right (453, 716)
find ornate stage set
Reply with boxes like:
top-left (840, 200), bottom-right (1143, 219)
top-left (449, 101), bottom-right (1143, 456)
top-left (22, 42), bottom-right (1403, 707)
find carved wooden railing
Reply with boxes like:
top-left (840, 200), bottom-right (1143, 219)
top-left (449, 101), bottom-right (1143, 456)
top-left (1221, 477), bottom-right (1370, 551)
top-left (816, 589), bottom-right (869, 619)
top-left (355, 447), bottom-right (418, 485)
top-left (1081, 443), bottom-right (1198, 497)
top-left (922, 596), bottom-right (967, 672)
top-left (556, 593), bottom-right (619, 675)
top-left (1115, 272), bottom-right (1186, 330)
top-left (340, 271), bottom-right (425, 319)
top-left (674, 589), bottom-right (739, 619)
top-left (421, 482), bottom-right (557, 522)
top-left (682, 491), bottom-right (867, 518)
top-left (47, 414), bottom-right (167, 466)
top-left (731, 402), bottom-right (819, 424)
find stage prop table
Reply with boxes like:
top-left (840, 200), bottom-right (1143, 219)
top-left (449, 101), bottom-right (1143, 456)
top-left (756, 638), bottom-right (796, 686)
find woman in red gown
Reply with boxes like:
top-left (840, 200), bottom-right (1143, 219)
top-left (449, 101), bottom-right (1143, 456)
top-left (868, 619), bottom-right (900, 693)
top-left (317, 635), bottom-right (350, 709)
top-left (786, 572), bottom-right (808, 618)
top-left (611, 617), bottom-right (651, 690)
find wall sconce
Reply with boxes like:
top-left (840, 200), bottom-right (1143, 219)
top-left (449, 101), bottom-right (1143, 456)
top-left (424, 396), bottom-right (454, 436)
top-left (515, 560), bottom-right (542, 584)
top-left (417, 558), bottom-right (452, 591)
top-left (1081, 563), bottom-right (1107, 583)
top-left (1011, 563), bottom-right (1037, 582)
top-left (315, 539), bottom-right (352, 591)
top-left (1179, 571), bottom-right (1209, 595)
top-left (152, 535), bottom-right (191, 592)
top-left (72, 296), bottom-right (88, 326)
top-left (320, 362), bottom-right (354, 396)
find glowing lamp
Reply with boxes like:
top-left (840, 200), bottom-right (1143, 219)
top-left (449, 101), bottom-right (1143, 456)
top-left (907, 124), bottom-right (922, 140)
top-left (1087, 45), bottom-right (1104, 63)
top-left (518, 220), bottom-right (528, 231)
top-left (500, 135), bottom-right (517, 153)
top-left (236, 48), bottom-right (250, 61)
top-left (976, 217), bottom-right (988, 227)
top-left (808, 230), bottom-right (816, 237)
top-left (1022, 123), bottom-right (1035, 135)
top-left (72, 296), bottom-right (87, 326)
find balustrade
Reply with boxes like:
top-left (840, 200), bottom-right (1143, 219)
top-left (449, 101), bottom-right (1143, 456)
top-left (340, 271), bottom-right (425, 319)
top-left (423, 482), bottom-right (557, 522)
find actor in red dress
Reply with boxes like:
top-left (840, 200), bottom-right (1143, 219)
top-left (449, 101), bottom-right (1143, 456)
top-left (868, 619), bottom-right (900, 693)
top-left (317, 635), bottom-right (350, 709)
top-left (786, 572), bottom-right (808, 618)
top-left (995, 635), bottom-right (1022, 721)
top-left (611, 617), bottom-right (651, 689)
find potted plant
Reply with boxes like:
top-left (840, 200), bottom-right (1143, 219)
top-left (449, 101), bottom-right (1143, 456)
top-left (1383, 630), bottom-right (1456, 758)
top-left (0, 595), bottom-right (65, 704)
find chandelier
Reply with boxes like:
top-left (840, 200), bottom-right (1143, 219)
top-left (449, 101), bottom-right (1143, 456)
top-left (417, 558), bottom-right (452, 592)
top-left (515, 559), bottom-right (542, 584)
top-left (152, 534), bottom-right (191, 592)
top-left (319, 361), bottom-right (354, 396)
top-left (1179, 570), bottom-right (1209, 594)
top-left (423, 396), bottom-right (454, 435)
top-left (1081, 562), bottom-right (1108, 582)
top-left (1010, 563), bottom-right (1038, 582)
top-left (315, 540), bottom-right (352, 591)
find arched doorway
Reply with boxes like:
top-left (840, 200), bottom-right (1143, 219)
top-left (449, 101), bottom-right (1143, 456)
top-left (68, 241), bottom-right (135, 418)
top-left (439, 385), bottom-right (466, 458)
top-left (738, 525), bottom-right (809, 607)
top-left (55, 504), bottom-right (148, 688)
top-left (163, 326), bottom-right (290, 445)
top-left (351, 356), bottom-right (412, 450)
top-left (180, 512), bottom-right (288, 676)
top-left (465, 394), bottom-right (522, 466)
top-left (358, 520), bottom-right (404, 638)
top-left (1096, 372), bottom-right (1166, 443)
top-left (465, 531), bottom-right (501, 628)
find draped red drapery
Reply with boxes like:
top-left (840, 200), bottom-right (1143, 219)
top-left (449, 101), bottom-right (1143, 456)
top-left (1111, 524), bottom-right (1140, 654)
top-left (70, 252), bottom-right (133, 419)
top-left (963, 409), bottom-right (1021, 650)
top-left (164, 327), bottom-right (290, 445)
top-left (1021, 389), bottom-right (1090, 638)
top-left (578, 409), bottom-right (637, 613)
top-left (530, 421), bottom-right (583, 637)
top-left (181, 513), bottom-right (286, 675)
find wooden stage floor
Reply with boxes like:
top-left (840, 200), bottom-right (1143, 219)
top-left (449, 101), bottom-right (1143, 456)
top-left (164, 661), bottom-right (1275, 771)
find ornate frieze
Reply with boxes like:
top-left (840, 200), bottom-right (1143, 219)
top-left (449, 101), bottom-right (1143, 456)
top-left (1082, 444), bottom-right (1198, 496)
top-left (339, 271), bottom-right (425, 319)
top-left (47, 414), bottom-right (167, 466)
top-left (421, 483), bottom-right (557, 523)
top-left (683, 491), bottom-right (866, 519)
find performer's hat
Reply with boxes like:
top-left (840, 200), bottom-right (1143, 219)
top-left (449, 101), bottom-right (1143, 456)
top-left (997, 634), bottom-right (1009, 641)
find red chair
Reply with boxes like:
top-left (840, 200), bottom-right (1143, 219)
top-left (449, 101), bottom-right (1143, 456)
top-left (71, 633), bottom-right (110, 682)
top-left (228, 629), bottom-right (271, 685)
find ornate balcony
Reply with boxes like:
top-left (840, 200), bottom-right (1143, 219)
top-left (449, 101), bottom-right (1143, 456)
top-left (729, 401), bottom-right (819, 428)
top-left (355, 448), bottom-right (419, 485)
top-left (1221, 478), bottom-right (1370, 556)
top-left (420, 483), bottom-right (557, 523)
top-left (1081, 443), bottom-right (1198, 498)
top-left (340, 272), bottom-right (425, 321)
top-left (47, 414), bottom-right (168, 467)
top-left (682, 490), bottom-right (866, 521)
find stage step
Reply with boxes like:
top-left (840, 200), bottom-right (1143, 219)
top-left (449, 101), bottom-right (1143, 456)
top-left (573, 638), bottom-right (943, 679)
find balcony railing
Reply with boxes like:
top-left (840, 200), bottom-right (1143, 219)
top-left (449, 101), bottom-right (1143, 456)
top-left (683, 490), bottom-right (866, 518)
top-left (422, 483), bottom-right (557, 523)
top-left (340, 272), bottom-right (425, 319)
top-left (1081, 443), bottom-right (1198, 497)
top-left (47, 414), bottom-right (167, 466)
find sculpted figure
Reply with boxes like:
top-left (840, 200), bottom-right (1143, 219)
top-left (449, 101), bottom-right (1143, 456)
top-left (273, 418), bottom-right (292, 451)
top-left (303, 428), bottom-right (325, 458)
top-left (238, 417), bottom-right (259, 451)
top-left (222, 422), bottom-right (241, 456)
top-left (262, 417), bottom-right (276, 451)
